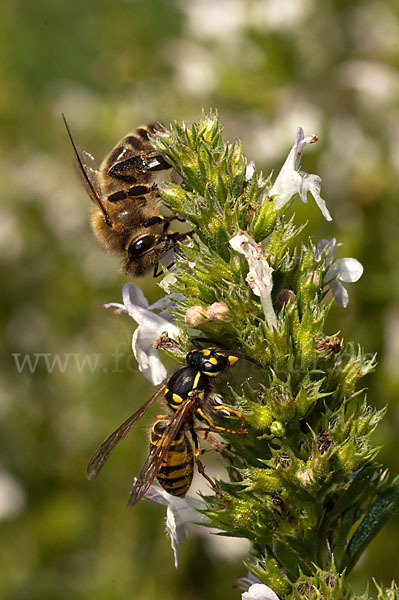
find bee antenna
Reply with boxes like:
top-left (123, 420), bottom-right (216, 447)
top-left (62, 114), bottom-right (112, 228)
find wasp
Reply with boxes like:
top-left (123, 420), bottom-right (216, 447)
top-left (63, 116), bottom-right (189, 277)
top-left (86, 340), bottom-right (261, 504)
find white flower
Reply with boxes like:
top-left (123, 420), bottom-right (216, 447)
top-left (242, 583), bottom-right (280, 600)
top-left (144, 483), bottom-right (209, 568)
top-left (0, 469), bottom-right (26, 520)
top-left (159, 272), bottom-right (177, 293)
top-left (245, 160), bottom-right (256, 181)
top-left (237, 573), bottom-right (262, 591)
top-left (229, 231), bottom-right (277, 330)
top-left (316, 238), bottom-right (364, 307)
top-left (269, 127), bottom-right (332, 222)
top-left (104, 283), bottom-right (180, 385)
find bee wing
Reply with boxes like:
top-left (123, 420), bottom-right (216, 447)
top-left (81, 150), bottom-right (100, 187)
top-left (128, 396), bottom-right (196, 506)
top-left (62, 114), bottom-right (112, 227)
top-left (86, 384), bottom-right (166, 480)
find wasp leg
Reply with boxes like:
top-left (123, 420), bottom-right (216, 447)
top-left (190, 426), bottom-right (228, 503)
top-left (197, 429), bottom-right (243, 482)
top-left (197, 430), bottom-right (231, 461)
top-left (195, 406), bottom-right (248, 435)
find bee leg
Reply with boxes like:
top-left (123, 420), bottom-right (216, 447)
top-left (165, 230), bottom-right (194, 244)
top-left (195, 406), bottom-right (248, 435)
top-left (143, 215), bottom-right (168, 228)
top-left (153, 262), bottom-right (163, 278)
top-left (107, 184), bottom-right (155, 203)
top-left (144, 213), bottom-right (185, 230)
top-left (190, 426), bottom-right (229, 503)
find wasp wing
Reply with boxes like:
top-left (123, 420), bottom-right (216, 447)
top-left (128, 396), bottom-right (196, 506)
top-left (62, 114), bottom-right (112, 227)
top-left (86, 384), bottom-right (166, 480)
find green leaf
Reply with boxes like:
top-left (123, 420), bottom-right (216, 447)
top-left (325, 464), bottom-right (377, 526)
top-left (339, 476), bottom-right (399, 573)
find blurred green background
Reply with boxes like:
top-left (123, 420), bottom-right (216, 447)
top-left (0, 0), bottom-right (398, 598)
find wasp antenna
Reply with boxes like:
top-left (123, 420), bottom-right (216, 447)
top-left (62, 113), bottom-right (112, 228)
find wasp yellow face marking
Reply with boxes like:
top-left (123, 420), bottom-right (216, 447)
top-left (228, 355), bottom-right (239, 366)
top-left (172, 393), bottom-right (183, 404)
top-left (208, 357), bottom-right (218, 365)
top-left (200, 349), bottom-right (211, 356)
top-left (202, 371), bottom-right (221, 377)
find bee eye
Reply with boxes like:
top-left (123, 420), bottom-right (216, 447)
top-left (128, 235), bottom-right (156, 258)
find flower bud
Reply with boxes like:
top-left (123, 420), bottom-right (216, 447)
top-left (206, 302), bottom-right (231, 321)
top-left (297, 467), bottom-right (314, 487)
top-left (270, 421), bottom-right (285, 438)
top-left (185, 305), bottom-right (206, 326)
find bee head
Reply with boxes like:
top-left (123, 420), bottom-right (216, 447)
top-left (124, 232), bottom-right (173, 277)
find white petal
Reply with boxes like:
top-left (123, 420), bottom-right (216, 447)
top-left (316, 238), bottom-right (338, 264)
top-left (270, 127), bottom-right (331, 220)
top-left (329, 278), bottom-right (349, 308)
top-left (242, 583), bottom-right (280, 600)
top-left (144, 484), bottom-right (208, 524)
top-left (169, 521), bottom-right (181, 569)
top-left (159, 273), bottom-right (178, 293)
top-left (132, 328), bottom-right (167, 385)
top-left (166, 504), bottom-right (189, 545)
top-left (237, 573), bottom-right (261, 591)
top-left (316, 238), bottom-right (329, 259)
top-left (103, 302), bottom-right (127, 314)
top-left (230, 231), bottom-right (277, 329)
top-left (122, 282), bottom-right (149, 310)
top-left (128, 298), bottom-right (176, 330)
top-left (300, 172), bottom-right (332, 221)
top-left (245, 160), bottom-right (256, 181)
top-left (335, 258), bottom-right (364, 283)
top-left (144, 485), bottom-right (170, 507)
top-left (270, 127), bottom-right (306, 209)
top-left (270, 168), bottom-right (302, 210)
top-left (143, 484), bottom-right (209, 569)
top-left (294, 126), bottom-right (306, 168)
top-left (149, 295), bottom-right (175, 311)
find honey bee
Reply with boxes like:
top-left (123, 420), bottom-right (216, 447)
top-left (86, 340), bottom-right (261, 505)
top-left (63, 116), bottom-right (189, 277)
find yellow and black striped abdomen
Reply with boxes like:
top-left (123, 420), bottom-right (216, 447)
top-left (150, 418), bottom-right (194, 498)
